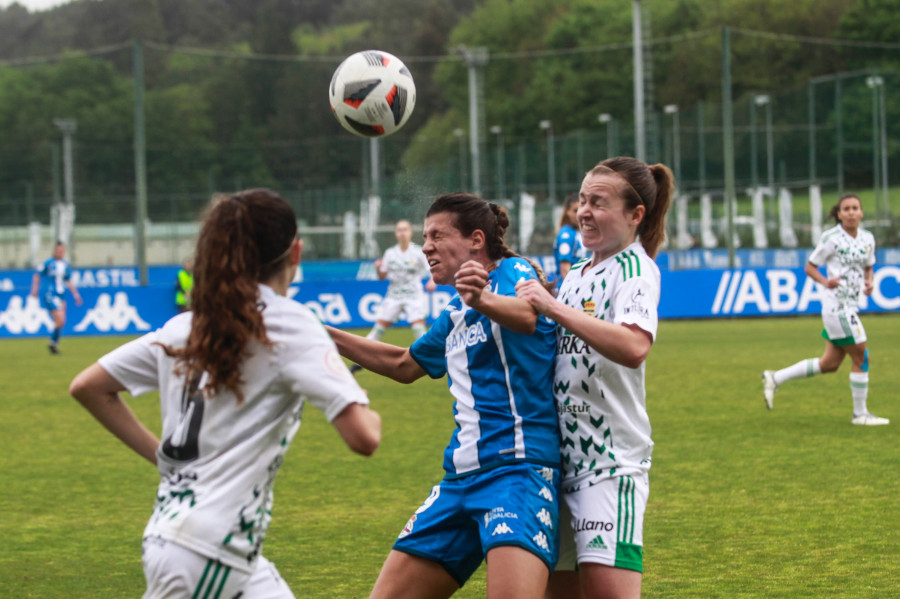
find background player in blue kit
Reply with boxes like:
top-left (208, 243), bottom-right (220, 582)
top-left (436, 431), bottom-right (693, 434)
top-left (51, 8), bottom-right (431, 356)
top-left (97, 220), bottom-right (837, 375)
top-left (328, 192), bottom-right (561, 599)
top-left (553, 193), bottom-right (587, 285)
top-left (30, 241), bottom-right (82, 354)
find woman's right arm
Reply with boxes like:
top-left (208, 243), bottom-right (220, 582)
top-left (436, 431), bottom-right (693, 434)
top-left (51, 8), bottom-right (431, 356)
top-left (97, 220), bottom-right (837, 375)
top-left (804, 261), bottom-right (840, 289)
top-left (69, 363), bottom-right (160, 465)
top-left (326, 326), bottom-right (426, 384)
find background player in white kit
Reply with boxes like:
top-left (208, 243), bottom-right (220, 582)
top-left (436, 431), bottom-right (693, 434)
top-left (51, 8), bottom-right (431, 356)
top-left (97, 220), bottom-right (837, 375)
top-left (351, 219), bottom-right (436, 373)
top-left (518, 157), bottom-right (674, 599)
top-left (762, 193), bottom-right (887, 426)
top-left (69, 188), bottom-right (381, 598)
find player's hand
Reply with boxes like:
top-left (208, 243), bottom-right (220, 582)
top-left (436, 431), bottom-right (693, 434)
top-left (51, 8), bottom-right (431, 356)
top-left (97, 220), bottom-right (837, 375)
top-left (824, 277), bottom-right (841, 289)
top-left (425, 279), bottom-right (437, 292)
top-left (454, 260), bottom-right (490, 307)
top-left (74, 295), bottom-right (83, 307)
top-left (516, 278), bottom-right (555, 317)
top-left (864, 280), bottom-right (874, 296)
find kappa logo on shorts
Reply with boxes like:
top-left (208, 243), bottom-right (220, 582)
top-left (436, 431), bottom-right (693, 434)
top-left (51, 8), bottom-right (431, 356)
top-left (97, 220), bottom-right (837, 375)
top-left (539, 467), bottom-right (554, 483)
top-left (535, 508), bottom-right (553, 528)
top-left (532, 531), bottom-right (550, 551)
top-left (538, 486), bottom-right (554, 502)
top-left (586, 535), bottom-right (608, 550)
top-left (492, 523), bottom-right (514, 536)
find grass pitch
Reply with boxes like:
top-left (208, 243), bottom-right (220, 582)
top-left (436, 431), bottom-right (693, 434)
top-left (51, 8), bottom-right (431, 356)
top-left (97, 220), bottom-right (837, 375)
top-left (1, 315), bottom-right (898, 598)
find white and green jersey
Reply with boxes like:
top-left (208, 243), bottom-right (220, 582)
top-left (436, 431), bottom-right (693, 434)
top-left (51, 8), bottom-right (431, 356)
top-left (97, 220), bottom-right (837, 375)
top-left (808, 224), bottom-right (875, 314)
top-left (554, 243), bottom-right (659, 493)
top-left (98, 284), bottom-right (368, 573)
top-left (381, 243), bottom-right (430, 299)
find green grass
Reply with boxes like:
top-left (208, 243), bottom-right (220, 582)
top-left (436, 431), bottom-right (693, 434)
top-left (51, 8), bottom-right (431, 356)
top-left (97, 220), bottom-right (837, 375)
top-left (2, 316), bottom-right (899, 597)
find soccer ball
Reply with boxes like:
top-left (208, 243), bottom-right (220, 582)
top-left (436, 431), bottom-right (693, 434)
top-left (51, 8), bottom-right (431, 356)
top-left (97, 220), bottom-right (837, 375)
top-left (329, 50), bottom-right (416, 138)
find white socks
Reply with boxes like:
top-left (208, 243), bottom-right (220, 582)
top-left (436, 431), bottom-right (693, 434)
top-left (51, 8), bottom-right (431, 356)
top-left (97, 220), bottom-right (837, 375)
top-left (773, 358), bottom-right (821, 386)
top-left (850, 372), bottom-right (869, 416)
top-left (366, 324), bottom-right (386, 342)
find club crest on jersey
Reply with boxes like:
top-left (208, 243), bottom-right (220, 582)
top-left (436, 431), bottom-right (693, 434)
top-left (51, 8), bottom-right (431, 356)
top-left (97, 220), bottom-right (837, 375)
top-left (582, 300), bottom-right (595, 316)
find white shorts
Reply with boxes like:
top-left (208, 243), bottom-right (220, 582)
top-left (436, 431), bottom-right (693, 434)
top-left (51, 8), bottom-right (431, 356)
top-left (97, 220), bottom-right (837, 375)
top-left (141, 536), bottom-right (294, 599)
top-left (821, 308), bottom-right (866, 346)
top-left (557, 474), bottom-right (649, 573)
top-left (376, 295), bottom-right (427, 324)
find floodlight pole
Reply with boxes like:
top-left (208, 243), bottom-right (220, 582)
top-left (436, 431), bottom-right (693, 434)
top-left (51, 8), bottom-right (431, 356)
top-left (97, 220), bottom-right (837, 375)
top-left (866, 76), bottom-right (883, 214)
top-left (490, 125), bottom-right (506, 200)
top-left (52, 118), bottom-right (76, 207)
top-left (369, 138), bottom-right (381, 197)
top-left (133, 39), bottom-right (149, 285)
top-left (664, 105), bottom-right (681, 183)
top-left (598, 113), bottom-right (613, 160)
top-left (454, 128), bottom-right (467, 189)
top-left (632, 0), bottom-right (646, 161)
top-left (754, 94), bottom-right (775, 226)
top-left (697, 101), bottom-right (707, 196)
top-left (540, 120), bottom-right (556, 203)
top-left (458, 46), bottom-right (488, 195)
top-left (721, 27), bottom-right (736, 267)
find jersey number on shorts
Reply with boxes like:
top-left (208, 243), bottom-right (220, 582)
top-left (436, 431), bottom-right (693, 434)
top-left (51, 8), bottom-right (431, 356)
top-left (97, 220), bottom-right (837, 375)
top-left (161, 373), bottom-right (206, 462)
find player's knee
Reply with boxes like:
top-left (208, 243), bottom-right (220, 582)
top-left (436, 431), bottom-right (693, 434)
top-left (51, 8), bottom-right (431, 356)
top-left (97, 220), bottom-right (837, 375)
top-left (819, 359), bottom-right (840, 373)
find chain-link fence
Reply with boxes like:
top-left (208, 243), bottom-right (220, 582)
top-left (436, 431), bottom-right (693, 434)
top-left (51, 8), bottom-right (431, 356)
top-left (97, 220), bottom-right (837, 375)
top-left (1, 28), bottom-right (897, 268)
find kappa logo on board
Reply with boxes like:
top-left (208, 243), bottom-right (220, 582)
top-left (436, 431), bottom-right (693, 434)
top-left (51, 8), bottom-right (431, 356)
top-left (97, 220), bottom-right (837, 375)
top-left (74, 292), bottom-right (151, 333)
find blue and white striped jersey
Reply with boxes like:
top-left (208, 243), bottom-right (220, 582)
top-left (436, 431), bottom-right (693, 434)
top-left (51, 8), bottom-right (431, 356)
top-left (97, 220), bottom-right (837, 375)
top-left (410, 257), bottom-right (560, 479)
top-left (37, 258), bottom-right (72, 298)
top-left (554, 224), bottom-right (586, 279)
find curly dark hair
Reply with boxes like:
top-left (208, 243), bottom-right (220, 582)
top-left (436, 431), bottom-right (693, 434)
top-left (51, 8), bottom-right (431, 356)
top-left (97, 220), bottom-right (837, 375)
top-left (161, 188), bottom-right (297, 403)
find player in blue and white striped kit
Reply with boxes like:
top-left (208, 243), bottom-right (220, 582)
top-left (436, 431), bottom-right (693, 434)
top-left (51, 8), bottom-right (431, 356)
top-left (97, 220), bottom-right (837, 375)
top-left (30, 241), bottom-right (82, 354)
top-left (553, 193), bottom-right (587, 284)
top-left (328, 192), bottom-right (561, 599)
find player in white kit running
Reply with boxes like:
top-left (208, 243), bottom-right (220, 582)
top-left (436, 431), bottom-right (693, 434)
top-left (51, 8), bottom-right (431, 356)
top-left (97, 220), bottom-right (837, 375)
top-left (518, 157), bottom-right (674, 599)
top-left (350, 220), bottom-right (436, 374)
top-left (370, 219), bottom-right (436, 340)
top-left (761, 193), bottom-right (888, 426)
top-left (69, 188), bottom-right (381, 598)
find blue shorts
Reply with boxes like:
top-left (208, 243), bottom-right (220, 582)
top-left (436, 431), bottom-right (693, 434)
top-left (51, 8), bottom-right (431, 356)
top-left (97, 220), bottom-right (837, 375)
top-left (41, 292), bottom-right (64, 312)
top-left (393, 462), bottom-right (560, 587)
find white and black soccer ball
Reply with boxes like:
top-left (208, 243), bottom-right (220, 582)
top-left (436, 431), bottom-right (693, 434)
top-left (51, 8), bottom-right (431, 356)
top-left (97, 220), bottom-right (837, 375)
top-left (329, 50), bottom-right (416, 138)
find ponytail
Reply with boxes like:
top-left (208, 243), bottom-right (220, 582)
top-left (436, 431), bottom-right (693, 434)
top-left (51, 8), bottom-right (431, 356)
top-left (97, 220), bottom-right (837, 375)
top-left (162, 188), bottom-right (297, 403)
top-left (591, 157), bottom-right (674, 259)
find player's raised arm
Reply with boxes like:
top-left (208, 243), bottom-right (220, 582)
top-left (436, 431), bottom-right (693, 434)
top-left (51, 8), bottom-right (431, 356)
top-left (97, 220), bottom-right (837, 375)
top-left (327, 325), bottom-right (426, 384)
